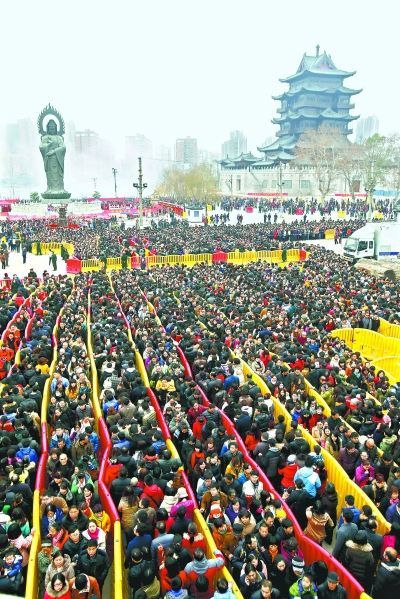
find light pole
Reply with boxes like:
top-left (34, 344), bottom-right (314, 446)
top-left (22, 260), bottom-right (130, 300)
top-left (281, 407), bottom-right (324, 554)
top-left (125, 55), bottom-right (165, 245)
top-left (133, 157), bottom-right (147, 229)
top-left (112, 168), bottom-right (118, 197)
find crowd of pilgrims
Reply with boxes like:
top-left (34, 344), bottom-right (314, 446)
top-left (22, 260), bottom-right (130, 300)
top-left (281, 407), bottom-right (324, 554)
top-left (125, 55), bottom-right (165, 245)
top-left (0, 197), bottom-right (375, 260)
top-left (0, 223), bottom-right (400, 597)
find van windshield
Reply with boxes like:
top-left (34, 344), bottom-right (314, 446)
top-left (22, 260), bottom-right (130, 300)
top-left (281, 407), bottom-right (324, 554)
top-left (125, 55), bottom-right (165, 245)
top-left (344, 238), bottom-right (358, 251)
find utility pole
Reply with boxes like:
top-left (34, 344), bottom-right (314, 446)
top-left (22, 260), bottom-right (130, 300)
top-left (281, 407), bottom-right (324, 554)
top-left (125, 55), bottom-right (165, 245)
top-left (133, 157), bottom-right (147, 228)
top-left (92, 177), bottom-right (97, 191)
top-left (112, 168), bottom-right (118, 197)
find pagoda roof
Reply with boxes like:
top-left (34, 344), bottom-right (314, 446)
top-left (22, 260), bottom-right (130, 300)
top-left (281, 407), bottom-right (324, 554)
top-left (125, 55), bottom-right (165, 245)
top-left (230, 152), bottom-right (260, 164)
top-left (321, 107), bottom-right (359, 121)
top-left (272, 108), bottom-right (359, 125)
top-left (258, 135), bottom-right (297, 153)
top-left (252, 158), bottom-right (276, 167)
top-left (219, 159), bottom-right (236, 167)
top-left (272, 84), bottom-right (362, 100)
top-left (280, 50), bottom-right (356, 83)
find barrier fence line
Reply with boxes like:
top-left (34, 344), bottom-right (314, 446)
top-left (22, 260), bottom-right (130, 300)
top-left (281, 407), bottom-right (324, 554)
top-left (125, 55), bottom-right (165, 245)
top-left (139, 296), bottom-right (243, 598)
top-left (111, 276), bottom-right (243, 598)
top-left (87, 289), bottom-right (122, 597)
top-left (379, 317), bottom-right (400, 341)
top-left (189, 295), bottom-right (391, 535)
top-left (142, 291), bottom-right (368, 599)
top-left (70, 248), bottom-right (306, 273)
top-left (25, 281), bottom-right (75, 599)
top-left (331, 328), bottom-right (400, 384)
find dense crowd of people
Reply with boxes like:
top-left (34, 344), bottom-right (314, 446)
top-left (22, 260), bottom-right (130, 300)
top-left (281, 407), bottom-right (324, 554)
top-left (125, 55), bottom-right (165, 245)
top-left (0, 214), bottom-right (367, 262)
top-left (99, 246), bottom-right (400, 597)
top-left (1, 209), bottom-right (400, 598)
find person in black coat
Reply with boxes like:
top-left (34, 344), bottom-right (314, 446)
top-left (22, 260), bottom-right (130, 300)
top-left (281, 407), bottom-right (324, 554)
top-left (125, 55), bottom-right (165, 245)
top-left (76, 539), bottom-right (110, 590)
top-left (318, 572), bottom-right (347, 599)
top-left (372, 547), bottom-right (400, 599)
top-left (234, 407), bottom-right (252, 439)
top-left (344, 530), bottom-right (375, 592)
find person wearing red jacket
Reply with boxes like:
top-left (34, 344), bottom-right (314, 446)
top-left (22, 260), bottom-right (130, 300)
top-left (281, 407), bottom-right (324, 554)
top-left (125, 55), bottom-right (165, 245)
top-left (278, 455), bottom-right (298, 490)
top-left (187, 402), bottom-right (206, 426)
top-left (192, 415), bottom-right (206, 441)
top-left (181, 522), bottom-right (207, 556)
top-left (140, 474), bottom-right (164, 510)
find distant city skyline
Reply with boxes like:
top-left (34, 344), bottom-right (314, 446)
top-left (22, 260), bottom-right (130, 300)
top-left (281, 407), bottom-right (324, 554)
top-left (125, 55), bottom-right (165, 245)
top-left (0, 1), bottom-right (399, 153)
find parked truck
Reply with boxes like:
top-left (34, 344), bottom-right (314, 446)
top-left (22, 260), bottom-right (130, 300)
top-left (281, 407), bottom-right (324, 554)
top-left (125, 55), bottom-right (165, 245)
top-left (343, 222), bottom-right (400, 262)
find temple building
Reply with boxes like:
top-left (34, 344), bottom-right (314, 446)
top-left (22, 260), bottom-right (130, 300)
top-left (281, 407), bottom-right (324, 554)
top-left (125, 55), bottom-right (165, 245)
top-left (219, 47), bottom-right (362, 196)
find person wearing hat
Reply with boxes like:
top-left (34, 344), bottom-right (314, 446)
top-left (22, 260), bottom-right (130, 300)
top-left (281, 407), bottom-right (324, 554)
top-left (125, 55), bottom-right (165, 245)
top-left (289, 572), bottom-right (318, 598)
top-left (38, 539), bottom-right (54, 597)
top-left (344, 529), bottom-right (375, 592)
top-left (170, 487), bottom-right (195, 519)
top-left (318, 572), bottom-right (347, 599)
top-left (278, 455), bottom-right (298, 492)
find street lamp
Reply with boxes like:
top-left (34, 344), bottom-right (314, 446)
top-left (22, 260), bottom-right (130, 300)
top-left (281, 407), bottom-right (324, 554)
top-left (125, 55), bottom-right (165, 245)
top-left (112, 167), bottom-right (118, 197)
top-left (133, 157), bottom-right (148, 229)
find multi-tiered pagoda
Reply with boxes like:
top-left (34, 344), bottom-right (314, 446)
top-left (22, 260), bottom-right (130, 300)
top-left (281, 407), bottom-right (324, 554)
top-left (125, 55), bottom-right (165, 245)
top-left (257, 46), bottom-right (362, 166)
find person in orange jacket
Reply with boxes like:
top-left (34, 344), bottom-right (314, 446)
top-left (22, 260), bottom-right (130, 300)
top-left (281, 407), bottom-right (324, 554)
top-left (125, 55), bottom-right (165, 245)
top-left (69, 573), bottom-right (100, 599)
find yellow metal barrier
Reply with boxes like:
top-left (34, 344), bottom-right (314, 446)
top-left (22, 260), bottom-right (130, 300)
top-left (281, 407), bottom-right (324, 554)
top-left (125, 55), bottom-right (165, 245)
top-left (379, 318), bottom-right (400, 341)
top-left (87, 295), bottom-right (102, 422)
top-left (331, 328), bottom-right (400, 384)
top-left (114, 521), bottom-right (127, 599)
top-left (106, 257), bottom-right (122, 270)
top-left (146, 249), bottom-right (298, 268)
top-left (25, 489), bottom-right (41, 599)
top-left (82, 258), bottom-right (102, 272)
top-left (32, 242), bottom-right (74, 256)
top-left (166, 438), bottom-right (182, 462)
top-left (240, 358), bottom-right (390, 533)
top-left (193, 509), bottom-right (244, 598)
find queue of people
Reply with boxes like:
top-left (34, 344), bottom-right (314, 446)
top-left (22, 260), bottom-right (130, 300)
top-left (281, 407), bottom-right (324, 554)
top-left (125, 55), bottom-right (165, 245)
top-left (1, 215), bottom-right (400, 598)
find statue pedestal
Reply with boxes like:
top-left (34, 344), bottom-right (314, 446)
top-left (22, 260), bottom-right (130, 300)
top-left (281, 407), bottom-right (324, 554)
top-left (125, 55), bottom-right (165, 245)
top-left (42, 191), bottom-right (71, 201)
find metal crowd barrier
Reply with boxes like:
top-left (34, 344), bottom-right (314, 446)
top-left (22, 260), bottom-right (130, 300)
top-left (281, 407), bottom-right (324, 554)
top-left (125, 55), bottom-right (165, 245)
top-left (331, 327), bottom-right (400, 384)
top-left (142, 293), bottom-right (369, 599)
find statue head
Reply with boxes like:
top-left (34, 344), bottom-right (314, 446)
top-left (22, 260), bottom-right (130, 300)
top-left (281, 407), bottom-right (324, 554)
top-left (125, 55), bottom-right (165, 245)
top-left (46, 119), bottom-right (58, 135)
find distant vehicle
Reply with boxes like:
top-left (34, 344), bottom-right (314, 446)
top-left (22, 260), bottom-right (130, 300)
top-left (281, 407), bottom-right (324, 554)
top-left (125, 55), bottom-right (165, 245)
top-left (344, 222), bottom-right (400, 262)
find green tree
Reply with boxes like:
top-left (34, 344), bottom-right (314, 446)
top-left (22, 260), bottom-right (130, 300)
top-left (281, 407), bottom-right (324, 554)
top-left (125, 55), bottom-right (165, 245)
top-left (92, 190), bottom-right (101, 199)
top-left (30, 192), bottom-right (40, 202)
top-left (156, 164), bottom-right (217, 203)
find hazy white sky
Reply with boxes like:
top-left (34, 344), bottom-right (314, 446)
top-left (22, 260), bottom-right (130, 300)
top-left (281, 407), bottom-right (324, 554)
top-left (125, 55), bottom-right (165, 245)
top-left (1, 0), bottom-right (398, 152)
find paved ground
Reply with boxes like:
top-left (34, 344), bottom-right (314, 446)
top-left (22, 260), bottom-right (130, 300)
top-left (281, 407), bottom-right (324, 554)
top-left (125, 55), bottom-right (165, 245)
top-left (0, 250), bottom-right (67, 280)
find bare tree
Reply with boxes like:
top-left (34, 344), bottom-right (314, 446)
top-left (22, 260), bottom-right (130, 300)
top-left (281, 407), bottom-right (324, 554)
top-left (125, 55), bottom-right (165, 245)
top-left (295, 125), bottom-right (346, 201)
top-left (336, 142), bottom-right (364, 200)
top-left (386, 134), bottom-right (400, 202)
top-left (360, 134), bottom-right (391, 213)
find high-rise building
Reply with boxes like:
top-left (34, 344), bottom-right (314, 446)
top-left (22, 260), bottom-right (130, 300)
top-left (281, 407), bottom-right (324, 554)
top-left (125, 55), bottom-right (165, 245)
top-left (75, 129), bottom-right (99, 153)
top-left (356, 116), bottom-right (379, 143)
top-left (257, 46), bottom-right (362, 167)
top-left (175, 137), bottom-right (198, 167)
top-left (221, 130), bottom-right (247, 159)
top-left (125, 133), bottom-right (153, 159)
